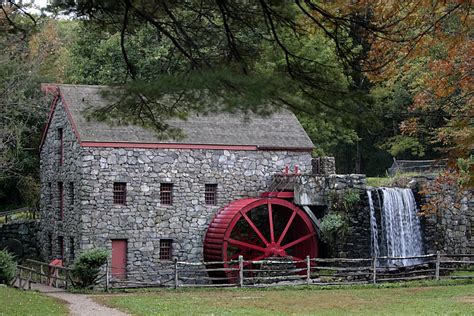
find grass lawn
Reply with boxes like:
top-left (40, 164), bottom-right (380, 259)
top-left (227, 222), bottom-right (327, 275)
top-left (0, 286), bottom-right (68, 316)
top-left (93, 283), bottom-right (474, 315)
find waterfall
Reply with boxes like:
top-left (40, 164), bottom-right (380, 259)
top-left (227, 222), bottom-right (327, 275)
top-left (368, 187), bottom-right (423, 266)
top-left (367, 190), bottom-right (379, 258)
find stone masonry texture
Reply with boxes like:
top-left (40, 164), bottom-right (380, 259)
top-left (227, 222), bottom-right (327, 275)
top-left (39, 97), bottom-right (472, 285)
top-left (39, 98), bottom-right (312, 283)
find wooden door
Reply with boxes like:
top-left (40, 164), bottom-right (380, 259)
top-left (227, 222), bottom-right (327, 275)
top-left (111, 240), bottom-right (127, 279)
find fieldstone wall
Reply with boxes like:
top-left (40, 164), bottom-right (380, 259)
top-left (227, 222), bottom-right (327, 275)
top-left (311, 157), bottom-right (336, 175)
top-left (0, 220), bottom-right (39, 259)
top-left (277, 173), bottom-right (370, 258)
top-left (79, 146), bottom-right (312, 283)
top-left (292, 174), bottom-right (367, 206)
top-left (39, 99), bottom-right (82, 265)
top-left (411, 176), bottom-right (473, 255)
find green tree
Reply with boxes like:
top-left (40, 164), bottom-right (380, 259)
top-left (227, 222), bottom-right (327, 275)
top-left (0, 8), bottom-right (69, 209)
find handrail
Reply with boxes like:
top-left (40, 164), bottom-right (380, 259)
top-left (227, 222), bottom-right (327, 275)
top-left (0, 207), bottom-right (30, 216)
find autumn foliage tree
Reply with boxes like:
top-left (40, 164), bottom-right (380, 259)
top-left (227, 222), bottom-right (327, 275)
top-left (3, 1), bottom-right (471, 183)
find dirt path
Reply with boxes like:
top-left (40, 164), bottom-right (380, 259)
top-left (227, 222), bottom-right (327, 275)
top-left (31, 283), bottom-right (129, 316)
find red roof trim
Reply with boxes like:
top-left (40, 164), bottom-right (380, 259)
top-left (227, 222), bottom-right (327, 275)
top-left (257, 146), bottom-right (313, 152)
top-left (81, 141), bottom-right (259, 151)
top-left (39, 86), bottom-right (82, 150)
top-left (81, 141), bottom-right (313, 152)
top-left (39, 94), bottom-right (59, 151)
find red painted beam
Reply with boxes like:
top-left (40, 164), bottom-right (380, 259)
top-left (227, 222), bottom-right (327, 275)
top-left (260, 191), bottom-right (294, 198)
top-left (81, 141), bottom-right (259, 151)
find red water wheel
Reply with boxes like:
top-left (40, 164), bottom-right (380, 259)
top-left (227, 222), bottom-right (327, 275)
top-left (203, 197), bottom-right (319, 283)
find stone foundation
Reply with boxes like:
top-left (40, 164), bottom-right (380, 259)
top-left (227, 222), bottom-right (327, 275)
top-left (0, 220), bottom-right (39, 260)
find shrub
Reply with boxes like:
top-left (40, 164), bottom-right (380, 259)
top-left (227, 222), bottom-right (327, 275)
top-left (71, 248), bottom-right (108, 289)
top-left (0, 249), bottom-right (16, 285)
top-left (329, 189), bottom-right (361, 213)
top-left (320, 212), bottom-right (346, 245)
top-left (342, 189), bottom-right (361, 209)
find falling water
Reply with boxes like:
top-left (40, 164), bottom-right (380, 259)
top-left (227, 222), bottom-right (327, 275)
top-left (367, 190), bottom-right (379, 258)
top-left (368, 187), bottom-right (423, 266)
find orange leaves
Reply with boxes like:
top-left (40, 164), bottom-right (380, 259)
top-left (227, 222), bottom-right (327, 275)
top-left (400, 117), bottom-right (420, 136)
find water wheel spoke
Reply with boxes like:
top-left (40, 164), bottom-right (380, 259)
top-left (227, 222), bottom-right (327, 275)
top-left (241, 211), bottom-right (269, 246)
top-left (277, 210), bottom-right (296, 245)
top-left (282, 232), bottom-right (316, 250)
top-left (268, 202), bottom-right (275, 243)
top-left (226, 238), bottom-right (266, 253)
top-left (204, 197), bottom-right (319, 284)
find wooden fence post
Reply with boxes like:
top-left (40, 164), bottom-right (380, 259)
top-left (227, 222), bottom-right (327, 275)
top-left (64, 269), bottom-right (68, 290)
top-left (306, 256), bottom-right (311, 286)
top-left (372, 257), bottom-right (377, 285)
top-left (174, 258), bottom-right (179, 289)
top-left (238, 255), bottom-right (244, 287)
top-left (12, 268), bottom-right (19, 286)
top-left (27, 271), bottom-right (32, 290)
top-left (17, 268), bottom-right (22, 289)
top-left (435, 251), bottom-right (440, 281)
top-left (105, 259), bottom-right (109, 292)
top-left (40, 265), bottom-right (44, 284)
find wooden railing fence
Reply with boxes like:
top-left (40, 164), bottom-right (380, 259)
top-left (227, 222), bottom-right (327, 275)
top-left (10, 252), bottom-right (473, 290)
top-left (107, 252), bottom-right (473, 289)
top-left (0, 207), bottom-right (36, 223)
top-left (11, 259), bottom-right (72, 290)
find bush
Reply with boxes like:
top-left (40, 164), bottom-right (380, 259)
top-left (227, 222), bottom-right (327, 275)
top-left (71, 248), bottom-right (108, 289)
top-left (329, 189), bottom-right (361, 213)
top-left (0, 250), bottom-right (16, 285)
top-left (342, 189), bottom-right (360, 209)
top-left (320, 212), bottom-right (346, 244)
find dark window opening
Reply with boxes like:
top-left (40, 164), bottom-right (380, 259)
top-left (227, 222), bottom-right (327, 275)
top-left (159, 239), bottom-right (172, 260)
top-left (58, 182), bottom-right (64, 220)
top-left (58, 236), bottom-right (64, 260)
top-left (48, 234), bottom-right (53, 257)
top-left (57, 128), bottom-right (63, 166)
top-left (113, 182), bottom-right (126, 205)
top-left (205, 184), bottom-right (218, 205)
top-left (69, 238), bottom-right (75, 263)
top-left (69, 182), bottom-right (74, 207)
top-left (160, 183), bottom-right (173, 205)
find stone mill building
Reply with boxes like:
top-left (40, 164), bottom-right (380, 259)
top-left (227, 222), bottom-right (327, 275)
top-left (37, 84), bottom-right (472, 285)
top-left (38, 84), bottom-right (318, 282)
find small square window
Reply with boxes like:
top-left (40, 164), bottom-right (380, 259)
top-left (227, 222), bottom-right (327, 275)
top-left (113, 182), bottom-right (127, 205)
top-left (159, 239), bottom-right (172, 260)
top-left (160, 183), bottom-right (173, 205)
top-left (205, 184), bottom-right (217, 205)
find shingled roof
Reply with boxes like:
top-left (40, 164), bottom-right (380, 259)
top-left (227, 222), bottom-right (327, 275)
top-left (42, 84), bottom-right (314, 150)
